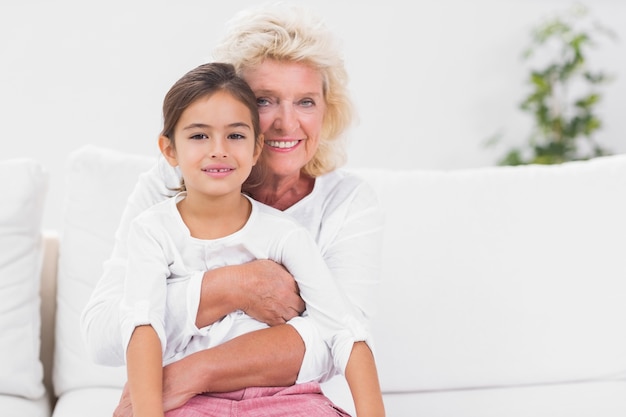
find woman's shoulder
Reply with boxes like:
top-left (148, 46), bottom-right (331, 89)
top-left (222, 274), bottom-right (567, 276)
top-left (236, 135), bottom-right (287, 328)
top-left (314, 169), bottom-right (379, 205)
top-left (131, 193), bottom-right (179, 228)
top-left (249, 196), bottom-right (301, 226)
top-left (132, 157), bottom-right (181, 206)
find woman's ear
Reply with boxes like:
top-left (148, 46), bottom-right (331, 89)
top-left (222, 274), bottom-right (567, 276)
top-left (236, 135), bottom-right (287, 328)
top-left (252, 133), bottom-right (264, 165)
top-left (158, 135), bottom-right (178, 167)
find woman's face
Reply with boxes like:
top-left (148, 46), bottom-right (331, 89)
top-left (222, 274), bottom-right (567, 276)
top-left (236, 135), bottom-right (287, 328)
top-left (242, 60), bottom-right (326, 179)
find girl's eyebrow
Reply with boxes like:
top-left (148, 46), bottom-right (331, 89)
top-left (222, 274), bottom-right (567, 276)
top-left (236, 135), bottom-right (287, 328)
top-left (229, 122), bottom-right (252, 130)
top-left (182, 122), bottom-right (252, 130)
top-left (182, 123), bottom-right (210, 130)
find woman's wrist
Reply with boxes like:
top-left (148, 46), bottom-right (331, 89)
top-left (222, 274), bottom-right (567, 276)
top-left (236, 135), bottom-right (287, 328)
top-left (197, 259), bottom-right (302, 328)
top-left (196, 264), bottom-right (247, 328)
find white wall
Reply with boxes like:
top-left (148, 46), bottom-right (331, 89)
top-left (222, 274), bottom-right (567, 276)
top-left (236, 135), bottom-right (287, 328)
top-left (2, 0), bottom-right (625, 231)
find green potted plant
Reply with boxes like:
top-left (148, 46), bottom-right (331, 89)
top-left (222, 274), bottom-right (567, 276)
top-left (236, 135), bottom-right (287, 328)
top-left (489, 3), bottom-right (617, 166)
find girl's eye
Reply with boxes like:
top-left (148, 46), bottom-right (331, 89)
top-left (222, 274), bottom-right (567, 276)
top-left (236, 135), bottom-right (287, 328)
top-left (190, 133), bottom-right (208, 140)
top-left (228, 133), bottom-right (246, 140)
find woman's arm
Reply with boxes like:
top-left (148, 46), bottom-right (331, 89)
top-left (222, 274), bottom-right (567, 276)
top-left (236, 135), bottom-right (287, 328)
top-left (165, 179), bottom-right (383, 400)
top-left (113, 324), bottom-right (305, 417)
top-left (196, 259), bottom-right (304, 328)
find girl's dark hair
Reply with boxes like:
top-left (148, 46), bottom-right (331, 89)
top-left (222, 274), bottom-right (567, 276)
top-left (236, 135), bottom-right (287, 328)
top-left (161, 62), bottom-right (261, 144)
top-left (161, 62), bottom-right (264, 192)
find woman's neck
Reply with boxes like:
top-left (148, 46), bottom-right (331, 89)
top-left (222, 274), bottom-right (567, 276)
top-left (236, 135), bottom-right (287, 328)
top-left (249, 172), bottom-right (315, 211)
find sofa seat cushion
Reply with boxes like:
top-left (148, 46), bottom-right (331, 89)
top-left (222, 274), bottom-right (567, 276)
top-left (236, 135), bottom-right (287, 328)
top-left (51, 387), bottom-right (121, 417)
top-left (383, 380), bottom-right (626, 417)
top-left (0, 158), bottom-right (48, 401)
top-left (49, 381), bottom-right (626, 417)
top-left (0, 394), bottom-right (51, 417)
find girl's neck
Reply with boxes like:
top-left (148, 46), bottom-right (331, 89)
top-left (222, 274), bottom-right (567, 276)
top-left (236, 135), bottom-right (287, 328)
top-left (248, 172), bottom-right (315, 211)
top-left (177, 191), bottom-right (251, 240)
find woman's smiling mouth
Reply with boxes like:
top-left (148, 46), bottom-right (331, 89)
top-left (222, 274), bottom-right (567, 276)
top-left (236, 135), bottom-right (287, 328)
top-left (265, 140), bottom-right (300, 149)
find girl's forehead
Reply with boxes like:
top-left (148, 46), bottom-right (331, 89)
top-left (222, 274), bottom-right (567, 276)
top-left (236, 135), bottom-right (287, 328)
top-left (178, 92), bottom-right (254, 126)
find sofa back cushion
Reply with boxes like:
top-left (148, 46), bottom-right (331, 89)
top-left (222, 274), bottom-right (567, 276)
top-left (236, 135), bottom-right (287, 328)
top-left (0, 158), bottom-right (47, 399)
top-left (53, 146), bottom-right (155, 395)
top-left (54, 145), bottom-right (626, 399)
top-left (356, 154), bottom-right (626, 392)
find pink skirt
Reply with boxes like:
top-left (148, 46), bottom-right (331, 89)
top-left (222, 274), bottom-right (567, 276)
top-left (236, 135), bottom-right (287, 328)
top-left (166, 382), bottom-right (351, 417)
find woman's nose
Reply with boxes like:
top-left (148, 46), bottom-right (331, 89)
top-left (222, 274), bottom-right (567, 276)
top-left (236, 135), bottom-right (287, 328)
top-left (274, 103), bottom-right (299, 133)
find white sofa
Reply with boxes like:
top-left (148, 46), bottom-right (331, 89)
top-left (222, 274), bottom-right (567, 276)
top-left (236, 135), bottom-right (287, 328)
top-left (2, 144), bottom-right (626, 417)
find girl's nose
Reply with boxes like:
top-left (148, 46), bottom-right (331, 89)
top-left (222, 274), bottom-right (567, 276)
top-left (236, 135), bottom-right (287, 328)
top-left (209, 138), bottom-right (227, 158)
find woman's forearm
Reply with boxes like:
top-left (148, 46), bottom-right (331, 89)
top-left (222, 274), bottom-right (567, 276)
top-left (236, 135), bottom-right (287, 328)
top-left (161, 324), bottom-right (305, 411)
top-left (196, 260), bottom-right (304, 328)
top-left (345, 342), bottom-right (385, 417)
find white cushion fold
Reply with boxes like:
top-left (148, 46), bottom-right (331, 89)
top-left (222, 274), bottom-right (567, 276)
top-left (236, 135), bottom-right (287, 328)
top-left (0, 158), bottom-right (48, 399)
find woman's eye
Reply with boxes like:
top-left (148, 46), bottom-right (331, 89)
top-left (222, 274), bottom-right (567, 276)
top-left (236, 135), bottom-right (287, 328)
top-left (298, 98), bottom-right (315, 108)
top-left (256, 97), bottom-right (272, 107)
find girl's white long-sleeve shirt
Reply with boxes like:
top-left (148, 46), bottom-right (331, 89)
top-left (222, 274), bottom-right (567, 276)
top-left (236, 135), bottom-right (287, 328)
top-left (81, 157), bottom-right (384, 379)
top-left (121, 193), bottom-right (370, 373)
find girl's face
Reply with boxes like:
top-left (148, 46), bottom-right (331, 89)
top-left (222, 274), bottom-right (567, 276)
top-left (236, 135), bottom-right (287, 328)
top-left (242, 59), bottom-right (326, 180)
top-left (160, 90), bottom-right (261, 199)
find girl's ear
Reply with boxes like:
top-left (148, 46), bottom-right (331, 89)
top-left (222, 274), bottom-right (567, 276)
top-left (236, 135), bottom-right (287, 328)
top-left (158, 135), bottom-right (178, 167)
top-left (252, 134), bottom-right (264, 165)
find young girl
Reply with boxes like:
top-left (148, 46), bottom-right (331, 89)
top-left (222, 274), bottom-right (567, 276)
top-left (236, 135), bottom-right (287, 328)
top-left (121, 62), bottom-right (385, 417)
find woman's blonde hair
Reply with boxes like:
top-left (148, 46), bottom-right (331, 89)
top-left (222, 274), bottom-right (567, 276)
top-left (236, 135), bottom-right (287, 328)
top-left (212, 2), bottom-right (356, 177)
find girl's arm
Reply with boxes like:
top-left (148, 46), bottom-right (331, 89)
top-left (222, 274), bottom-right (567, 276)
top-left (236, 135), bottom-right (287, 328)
top-left (126, 325), bottom-right (164, 417)
top-left (345, 342), bottom-right (385, 417)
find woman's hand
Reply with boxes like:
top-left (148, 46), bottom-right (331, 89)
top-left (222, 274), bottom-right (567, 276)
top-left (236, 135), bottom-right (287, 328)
top-left (239, 259), bottom-right (305, 325)
top-left (196, 259), bottom-right (305, 328)
top-left (113, 384), bottom-right (132, 417)
top-left (113, 358), bottom-right (204, 417)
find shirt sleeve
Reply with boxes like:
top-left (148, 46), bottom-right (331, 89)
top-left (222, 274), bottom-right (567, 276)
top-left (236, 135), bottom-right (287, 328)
top-left (279, 226), bottom-right (374, 375)
top-left (80, 158), bottom-right (180, 366)
top-left (119, 217), bottom-right (171, 361)
top-left (320, 179), bottom-right (385, 327)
